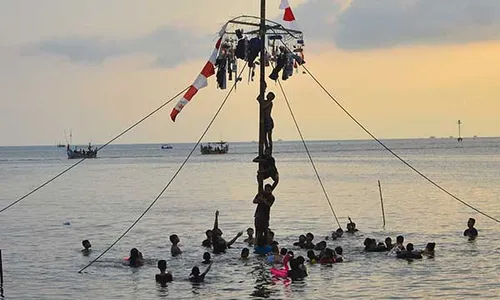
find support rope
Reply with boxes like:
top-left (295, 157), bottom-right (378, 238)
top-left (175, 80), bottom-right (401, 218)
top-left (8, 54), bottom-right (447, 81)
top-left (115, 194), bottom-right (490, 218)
top-left (78, 63), bottom-right (248, 273)
top-left (0, 87), bottom-right (190, 215)
top-left (276, 79), bottom-right (342, 229)
top-left (299, 65), bottom-right (500, 224)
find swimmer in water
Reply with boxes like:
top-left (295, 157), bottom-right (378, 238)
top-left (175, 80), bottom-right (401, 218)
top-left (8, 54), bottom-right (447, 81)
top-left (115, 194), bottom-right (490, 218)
top-left (395, 235), bottom-right (406, 251)
top-left (81, 240), bottom-right (91, 254)
top-left (346, 216), bottom-right (359, 233)
top-left (385, 237), bottom-right (393, 251)
top-left (331, 228), bottom-right (344, 240)
top-left (288, 257), bottom-right (308, 281)
top-left (315, 241), bottom-right (327, 251)
top-left (170, 234), bottom-right (182, 257)
top-left (241, 248), bottom-right (250, 260)
top-left (304, 232), bottom-right (315, 250)
top-left (463, 218), bottom-right (478, 240)
top-left (306, 250), bottom-right (317, 264)
top-left (267, 244), bottom-right (282, 264)
top-left (202, 230), bottom-right (213, 248)
top-left (293, 234), bottom-right (307, 248)
top-left (334, 246), bottom-right (344, 262)
top-left (422, 242), bottom-right (436, 257)
top-left (189, 262), bottom-right (213, 283)
top-left (396, 243), bottom-right (422, 259)
top-left (268, 230), bottom-right (279, 246)
top-left (202, 252), bottom-right (212, 264)
top-left (155, 260), bottom-right (173, 285)
top-left (128, 248), bottom-right (144, 267)
top-left (212, 211), bottom-right (243, 254)
top-left (244, 228), bottom-right (255, 246)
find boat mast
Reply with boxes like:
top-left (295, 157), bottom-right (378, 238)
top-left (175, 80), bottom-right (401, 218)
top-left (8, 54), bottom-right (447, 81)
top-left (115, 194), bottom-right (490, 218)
top-left (258, 0), bottom-right (266, 194)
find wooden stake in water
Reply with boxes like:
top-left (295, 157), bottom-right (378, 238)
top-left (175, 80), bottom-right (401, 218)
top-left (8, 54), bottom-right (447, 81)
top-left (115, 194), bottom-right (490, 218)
top-left (0, 249), bottom-right (4, 297)
top-left (378, 180), bottom-right (386, 229)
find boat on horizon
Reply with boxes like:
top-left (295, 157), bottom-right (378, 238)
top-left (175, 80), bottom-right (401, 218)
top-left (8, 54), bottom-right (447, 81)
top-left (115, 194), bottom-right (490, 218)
top-left (161, 144), bottom-right (173, 149)
top-left (66, 143), bottom-right (98, 159)
top-left (200, 141), bottom-right (229, 155)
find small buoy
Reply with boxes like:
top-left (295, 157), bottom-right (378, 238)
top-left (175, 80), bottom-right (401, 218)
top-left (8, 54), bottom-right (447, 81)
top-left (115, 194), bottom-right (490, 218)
top-left (63, 221), bottom-right (71, 225)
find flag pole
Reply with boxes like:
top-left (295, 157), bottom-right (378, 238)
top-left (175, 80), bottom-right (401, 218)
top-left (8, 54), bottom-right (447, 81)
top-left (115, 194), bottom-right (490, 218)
top-left (258, 0), bottom-right (266, 196)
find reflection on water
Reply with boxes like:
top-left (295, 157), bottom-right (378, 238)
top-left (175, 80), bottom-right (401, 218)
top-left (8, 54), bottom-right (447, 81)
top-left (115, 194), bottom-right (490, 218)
top-left (0, 139), bottom-right (499, 299)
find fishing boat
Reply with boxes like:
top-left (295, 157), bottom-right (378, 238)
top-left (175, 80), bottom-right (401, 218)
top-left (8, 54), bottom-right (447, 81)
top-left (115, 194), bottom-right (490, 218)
top-left (66, 143), bottom-right (98, 159)
top-left (161, 144), bottom-right (173, 149)
top-left (200, 141), bottom-right (229, 154)
top-left (56, 143), bottom-right (65, 148)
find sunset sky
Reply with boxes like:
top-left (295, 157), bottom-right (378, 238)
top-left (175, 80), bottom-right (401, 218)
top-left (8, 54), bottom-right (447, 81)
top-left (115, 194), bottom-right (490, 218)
top-left (1, 0), bottom-right (499, 146)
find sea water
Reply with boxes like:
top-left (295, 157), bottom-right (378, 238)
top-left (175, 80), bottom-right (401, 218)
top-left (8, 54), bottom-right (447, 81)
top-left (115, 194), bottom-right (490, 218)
top-left (0, 138), bottom-right (499, 299)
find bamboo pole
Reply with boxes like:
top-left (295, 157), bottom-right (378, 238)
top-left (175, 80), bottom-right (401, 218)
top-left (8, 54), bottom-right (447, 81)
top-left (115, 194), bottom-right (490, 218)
top-left (378, 180), bottom-right (386, 229)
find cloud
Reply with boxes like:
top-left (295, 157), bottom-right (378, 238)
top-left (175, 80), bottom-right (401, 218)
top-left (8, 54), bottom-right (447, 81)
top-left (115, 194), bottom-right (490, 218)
top-left (25, 25), bottom-right (214, 68)
top-left (293, 0), bottom-right (500, 49)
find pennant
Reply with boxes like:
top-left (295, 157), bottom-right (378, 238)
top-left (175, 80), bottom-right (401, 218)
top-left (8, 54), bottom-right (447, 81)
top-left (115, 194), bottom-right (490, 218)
top-left (170, 25), bottom-right (227, 122)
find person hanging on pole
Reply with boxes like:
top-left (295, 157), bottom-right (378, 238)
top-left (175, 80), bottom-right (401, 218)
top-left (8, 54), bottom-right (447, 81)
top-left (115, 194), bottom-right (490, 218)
top-left (253, 184), bottom-right (275, 249)
top-left (256, 91), bottom-right (275, 154)
top-left (253, 147), bottom-right (279, 191)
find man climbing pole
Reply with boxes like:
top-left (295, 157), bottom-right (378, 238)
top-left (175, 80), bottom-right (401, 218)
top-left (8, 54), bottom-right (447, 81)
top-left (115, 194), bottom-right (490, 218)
top-left (253, 184), bottom-right (275, 243)
top-left (256, 91), bottom-right (275, 154)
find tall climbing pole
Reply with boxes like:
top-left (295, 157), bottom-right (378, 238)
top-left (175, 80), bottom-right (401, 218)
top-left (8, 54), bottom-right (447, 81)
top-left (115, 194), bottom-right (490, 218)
top-left (258, 0), bottom-right (267, 194)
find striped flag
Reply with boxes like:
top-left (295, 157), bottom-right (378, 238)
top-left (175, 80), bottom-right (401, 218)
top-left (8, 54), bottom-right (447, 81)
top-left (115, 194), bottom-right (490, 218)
top-left (280, 0), bottom-right (296, 24)
top-left (170, 25), bottom-right (227, 122)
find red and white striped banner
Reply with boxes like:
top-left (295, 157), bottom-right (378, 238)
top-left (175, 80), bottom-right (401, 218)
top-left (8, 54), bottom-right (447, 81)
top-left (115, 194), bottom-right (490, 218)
top-left (170, 24), bottom-right (227, 122)
top-left (280, 0), bottom-right (297, 25)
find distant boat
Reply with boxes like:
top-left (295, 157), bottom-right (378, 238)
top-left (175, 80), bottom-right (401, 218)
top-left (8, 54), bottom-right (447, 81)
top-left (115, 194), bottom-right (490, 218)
top-left (200, 141), bottom-right (229, 154)
top-left (66, 143), bottom-right (98, 159)
top-left (161, 144), bottom-right (173, 149)
top-left (57, 143), bottom-right (65, 148)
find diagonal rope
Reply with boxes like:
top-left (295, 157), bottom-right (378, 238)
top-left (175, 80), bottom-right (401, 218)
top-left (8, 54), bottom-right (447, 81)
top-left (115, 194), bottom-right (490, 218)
top-left (299, 65), bottom-right (500, 224)
top-left (0, 86), bottom-right (190, 215)
top-left (276, 79), bottom-right (342, 229)
top-left (78, 63), bottom-right (248, 273)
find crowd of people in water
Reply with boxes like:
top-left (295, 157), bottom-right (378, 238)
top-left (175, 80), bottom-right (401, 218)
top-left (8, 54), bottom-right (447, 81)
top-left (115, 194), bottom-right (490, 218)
top-left (79, 216), bottom-right (479, 285)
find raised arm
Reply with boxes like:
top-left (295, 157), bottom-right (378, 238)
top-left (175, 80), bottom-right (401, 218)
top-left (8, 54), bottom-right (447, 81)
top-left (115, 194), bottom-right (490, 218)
top-left (213, 210), bottom-right (219, 231)
top-left (227, 231), bottom-right (243, 247)
top-left (202, 262), bottom-right (213, 276)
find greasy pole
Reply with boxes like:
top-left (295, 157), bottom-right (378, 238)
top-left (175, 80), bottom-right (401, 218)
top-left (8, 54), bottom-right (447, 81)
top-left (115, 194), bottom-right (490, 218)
top-left (258, 0), bottom-right (266, 195)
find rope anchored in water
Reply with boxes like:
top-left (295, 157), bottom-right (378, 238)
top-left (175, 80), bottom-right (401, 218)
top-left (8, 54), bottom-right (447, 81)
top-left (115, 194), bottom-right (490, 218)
top-left (78, 63), bottom-right (248, 273)
top-left (0, 87), bottom-right (190, 215)
top-left (276, 79), bottom-right (342, 229)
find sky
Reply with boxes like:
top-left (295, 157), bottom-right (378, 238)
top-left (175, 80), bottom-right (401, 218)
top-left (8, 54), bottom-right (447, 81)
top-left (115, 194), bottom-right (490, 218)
top-left (1, 0), bottom-right (499, 146)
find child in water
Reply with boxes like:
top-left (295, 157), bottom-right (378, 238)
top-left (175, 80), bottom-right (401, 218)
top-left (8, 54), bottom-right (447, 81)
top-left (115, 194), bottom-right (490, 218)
top-left (202, 252), bottom-right (212, 264)
top-left (189, 262), bottom-right (213, 283)
top-left (155, 260), bottom-right (173, 285)
top-left (170, 234), bottom-right (182, 257)
top-left (240, 248), bottom-right (250, 260)
top-left (81, 240), bottom-right (92, 254)
top-left (128, 248), bottom-right (144, 267)
top-left (244, 228), bottom-right (255, 246)
top-left (463, 218), bottom-right (478, 240)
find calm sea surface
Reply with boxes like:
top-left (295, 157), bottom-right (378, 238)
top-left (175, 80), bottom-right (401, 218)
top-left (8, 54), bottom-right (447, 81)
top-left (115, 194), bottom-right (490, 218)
top-left (1, 138), bottom-right (499, 299)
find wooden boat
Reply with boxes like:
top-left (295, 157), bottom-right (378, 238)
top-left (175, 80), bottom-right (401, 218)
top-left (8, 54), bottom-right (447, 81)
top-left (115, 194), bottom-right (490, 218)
top-left (66, 143), bottom-right (98, 159)
top-left (161, 144), bottom-right (173, 149)
top-left (200, 141), bottom-right (229, 154)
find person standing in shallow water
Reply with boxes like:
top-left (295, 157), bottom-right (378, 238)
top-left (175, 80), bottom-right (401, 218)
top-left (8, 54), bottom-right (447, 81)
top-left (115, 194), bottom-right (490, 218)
top-left (155, 260), bottom-right (173, 286)
top-left (170, 234), bottom-right (182, 257)
top-left (81, 240), bottom-right (92, 255)
top-left (253, 184), bottom-right (275, 243)
top-left (463, 218), bottom-right (478, 240)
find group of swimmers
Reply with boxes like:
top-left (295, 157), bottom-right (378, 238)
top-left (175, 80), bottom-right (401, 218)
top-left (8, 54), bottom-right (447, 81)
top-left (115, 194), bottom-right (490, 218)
top-left (79, 217), bottom-right (478, 284)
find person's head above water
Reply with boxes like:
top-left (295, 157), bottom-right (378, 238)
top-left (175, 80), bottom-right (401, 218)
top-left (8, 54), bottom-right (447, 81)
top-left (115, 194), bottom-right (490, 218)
top-left (130, 248), bottom-right (140, 258)
top-left (280, 248), bottom-right (288, 256)
top-left (298, 235), bottom-right (306, 243)
top-left (157, 260), bottom-right (167, 271)
top-left (307, 250), bottom-right (316, 260)
top-left (316, 241), bottom-right (327, 251)
top-left (335, 246), bottom-right (343, 256)
top-left (396, 235), bottom-right (404, 244)
top-left (170, 234), bottom-right (180, 245)
top-left (203, 252), bottom-right (211, 261)
top-left (306, 232), bottom-right (314, 242)
top-left (271, 244), bottom-right (279, 254)
top-left (191, 266), bottom-right (200, 276)
top-left (82, 240), bottom-right (91, 250)
top-left (425, 242), bottom-right (436, 252)
top-left (205, 230), bottom-right (213, 238)
top-left (385, 237), bottom-right (392, 245)
top-left (266, 92), bottom-right (275, 101)
top-left (246, 228), bottom-right (254, 236)
top-left (241, 247), bottom-right (250, 259)
top-left (467, 218), bottom-right (476, 228)
top-left (268, 230), bottom-right (275, 240)
top-left (406, 243), bottom-right (414, 252)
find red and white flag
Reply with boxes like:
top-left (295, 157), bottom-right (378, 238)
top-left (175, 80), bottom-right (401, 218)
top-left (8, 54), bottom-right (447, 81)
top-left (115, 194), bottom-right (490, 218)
top-left (280, 0), bottom-right (296, 25)
top-left (170, 25), bottom-right (227, 122)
